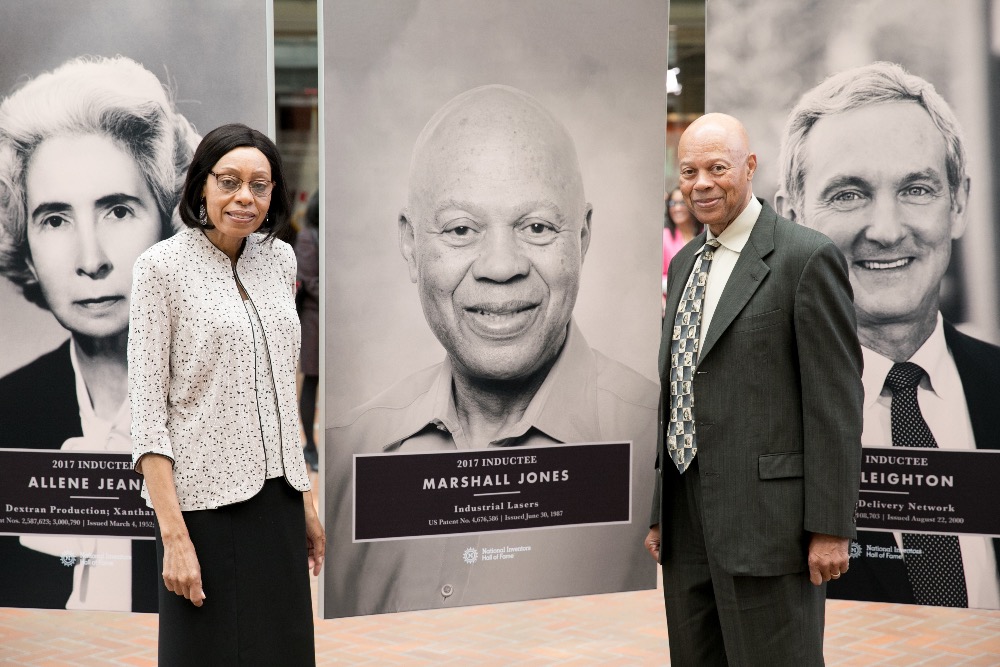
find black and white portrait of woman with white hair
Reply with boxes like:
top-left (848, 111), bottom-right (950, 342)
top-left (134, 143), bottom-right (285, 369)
top-left (0, 55), bottom-right (201, 611)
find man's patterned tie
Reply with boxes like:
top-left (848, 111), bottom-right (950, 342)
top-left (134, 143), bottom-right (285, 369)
top-left (885, 361), bottom-right (968, 607)
top-left (666, 239), bottom-right (720, 473)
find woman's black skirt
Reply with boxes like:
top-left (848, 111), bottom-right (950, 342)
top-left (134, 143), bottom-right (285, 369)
top-left (155, 478), bottom-right (315, 666)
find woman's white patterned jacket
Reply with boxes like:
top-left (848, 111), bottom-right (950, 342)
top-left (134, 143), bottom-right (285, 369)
top-left (128, 227), bottom-right (310, 511)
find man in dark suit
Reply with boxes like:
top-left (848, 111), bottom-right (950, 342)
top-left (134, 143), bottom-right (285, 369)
top-left (645, 113), bottom-right (863, 665)
top-left (775, 61), bottom-right (1000, 610)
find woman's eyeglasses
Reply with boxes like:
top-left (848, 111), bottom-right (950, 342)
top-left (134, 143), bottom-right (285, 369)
top-left (211, 172), bottom-right (274, 198)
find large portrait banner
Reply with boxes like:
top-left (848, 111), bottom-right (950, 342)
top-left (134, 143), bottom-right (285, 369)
top-left (322, 0), bottom-right (668, 617)
top-left (706, 0), bottom-right (1000, 609)
top-left (0, 0), bottom-right (272, 612)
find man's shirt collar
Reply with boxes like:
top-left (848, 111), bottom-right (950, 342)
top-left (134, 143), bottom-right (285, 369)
top-left (388, 320), bottom-right (600, 449)
top-left (861, 313), bottom-right (953, 408)
top-left (509, 320), bottom-right (600, 445)
top-left (704, 194), bottom-right (759, 254)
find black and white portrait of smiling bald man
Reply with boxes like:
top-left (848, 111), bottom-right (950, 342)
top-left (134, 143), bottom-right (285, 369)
top-left (775, 61), bottom-right (1000, 610)
top-left (325, 84), bottom-right (659, 616)
top-left (320, 0), bottom-right (667, 619)
top-left (395, 85), bottom-right (602, 450)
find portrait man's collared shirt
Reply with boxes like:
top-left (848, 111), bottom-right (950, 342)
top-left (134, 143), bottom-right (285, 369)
top-left (339, 321), bottom-right (655, 453)
top-left (860, 314), bottom-right (1000, 609)
top-left (326, 320), bottom-right (659, 615)
top-left (697, 195), bottom-right (761, 353)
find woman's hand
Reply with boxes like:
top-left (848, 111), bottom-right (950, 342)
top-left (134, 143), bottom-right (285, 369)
top-left (161, 532), bottom-right (206, 606)
top-left (304, 490), bottom-right (325, 576)
top-left (138, 454), bottom-right (206, 607)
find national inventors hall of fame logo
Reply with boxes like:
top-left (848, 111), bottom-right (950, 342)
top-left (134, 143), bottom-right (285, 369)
top-left (461, 544), bottom-right (533, 565)
top-left (848, 538), bottom-right (932, 561)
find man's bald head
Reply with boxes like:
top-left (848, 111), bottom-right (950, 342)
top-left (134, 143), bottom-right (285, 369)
top-left (682, 113), bottom-right (751, 152)
top-left (677, 112), bottom-right (757, 235)
top-left (406, 85), bottom-right (587, 222)
top-left (398, 85), bottom-right (593, 385)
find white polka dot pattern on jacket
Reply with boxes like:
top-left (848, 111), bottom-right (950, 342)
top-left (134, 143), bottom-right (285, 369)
top-left (128, 227), bottom-right (310, 511)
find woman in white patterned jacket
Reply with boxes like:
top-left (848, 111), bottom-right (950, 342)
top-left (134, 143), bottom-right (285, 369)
top-left (128, 123), bottom-right (324, 666)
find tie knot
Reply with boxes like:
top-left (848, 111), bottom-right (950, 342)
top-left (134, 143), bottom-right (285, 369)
top-left (705, 239), bottom-right (721, 250)
top-left (885, 362), bottom-right (926, 392)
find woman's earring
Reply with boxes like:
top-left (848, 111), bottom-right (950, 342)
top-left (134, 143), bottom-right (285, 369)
top-left (199, 201), bottom-right (208, 226)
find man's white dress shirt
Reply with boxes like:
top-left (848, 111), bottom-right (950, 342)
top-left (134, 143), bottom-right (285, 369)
top-left (697, 196), bottom-right (761, 355)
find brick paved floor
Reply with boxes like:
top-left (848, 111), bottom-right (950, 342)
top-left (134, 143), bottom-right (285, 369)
top-left (2, 585), bottom-right (998, 665)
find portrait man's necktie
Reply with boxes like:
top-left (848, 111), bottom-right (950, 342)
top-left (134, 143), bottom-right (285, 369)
top-left (666, 239), bottom-right (720, 473)
top-left (885, 361), bottom-right (968, 607)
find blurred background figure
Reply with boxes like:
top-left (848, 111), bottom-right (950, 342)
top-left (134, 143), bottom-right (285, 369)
top-left (662, 186), bottom-right (702, 312)
top-left (295, 191), bottom-right (320, 471)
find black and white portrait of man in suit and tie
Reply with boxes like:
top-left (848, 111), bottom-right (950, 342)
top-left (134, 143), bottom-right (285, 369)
top-left (0, 0), bottom-right (271, 612)
top-left (321, 0), bottom-right (668, 618)
top-left (707, 0), bottom-right (1000, 609)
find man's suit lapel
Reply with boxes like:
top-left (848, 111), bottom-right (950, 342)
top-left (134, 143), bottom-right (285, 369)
top-left (943, 322), bottom-right (1000, 581)
top-left (699, 201), bottom-right (775, 364)
top-left (945, 323), bottom-right (1000, 452)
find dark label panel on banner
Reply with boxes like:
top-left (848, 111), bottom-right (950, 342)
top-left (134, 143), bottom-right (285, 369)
top-left (0, 450), bottom-right (153, 539)
top-left (856, 446), bottom-right (999, 536)
top-left (354, 442), bottom-right (632, 541)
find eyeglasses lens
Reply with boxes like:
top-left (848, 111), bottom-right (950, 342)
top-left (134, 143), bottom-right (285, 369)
top-left (213, 173), bottom-right (273, 197)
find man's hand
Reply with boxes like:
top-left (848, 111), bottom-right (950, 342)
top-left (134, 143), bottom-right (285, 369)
top-left (644, 524), bottom-right (661, 563)
top-left (807, 532), bottom-right (849, 586)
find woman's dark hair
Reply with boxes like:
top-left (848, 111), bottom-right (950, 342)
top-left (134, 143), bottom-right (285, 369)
top-left (664, 187), bottom-right (683, 232)
top-left (179, 123), bottom-right (292, 241)
top-left (664, 186), bottom-right (702, 235)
